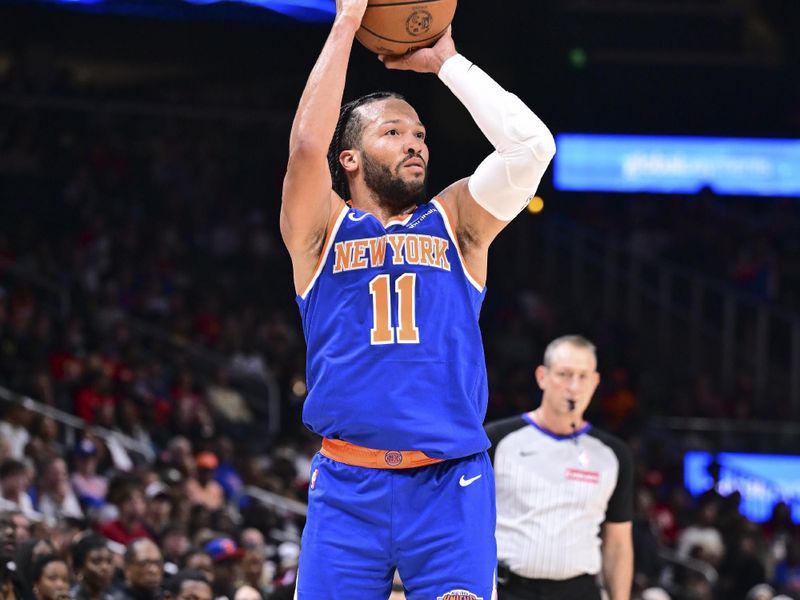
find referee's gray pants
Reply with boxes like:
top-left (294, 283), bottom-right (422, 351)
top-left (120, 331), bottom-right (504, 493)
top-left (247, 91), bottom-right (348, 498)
top-left (497, 573), bottom-right (601, 600)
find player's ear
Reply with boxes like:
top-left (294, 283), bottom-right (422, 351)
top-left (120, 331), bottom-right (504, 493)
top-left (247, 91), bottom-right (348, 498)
top-left (339, 149), bottom-right (359, 173)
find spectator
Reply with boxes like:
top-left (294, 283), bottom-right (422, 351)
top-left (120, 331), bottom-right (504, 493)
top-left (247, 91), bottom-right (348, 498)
top-left (30, 554), bottom-right (70, 600)
top-left (0, 459), bottom-right (37, 519)
top-left (70, 534), bottom-right (115, 600)
top-left (212, 439), bottom-right (242, 504)
top-left (186, 455), bottom-right (224, 512)
top-left (231, 585), bottom-right (259, 600)
top-left (206, 370), bottom-right (252, 427)
top-left (181, 551), bottom-right (214, 586)
top-left (113, 539), bottom-right (163, 600)
top-left (14, 538), bottom-right (56, 600)
top-left (0, 510), bottom-right (25, 600)
top-left (98, 481), bottom-right (151, 545)
top-left (9, 511), bottom-right (30, 545)
top-left (676, 499), bottom-right (725, 568)
top-left (773, 536), bottom-right (800, 597)
top-left (203, 538), bottom-right (243, 600)
top-left (162, 570), bottom-right (212, 600)
top-left (239, 544), bottom-right (270, 599)
top-left (70, 440), bottom-right (108, 506)
top-left (36, 458), bottom-right (83, 521)
top-left (0, 406), bottom-right (32, 460)
top-left (143, 483), bottom-right (172, 540)
top-left (157, 527), bottom-right (189, 576)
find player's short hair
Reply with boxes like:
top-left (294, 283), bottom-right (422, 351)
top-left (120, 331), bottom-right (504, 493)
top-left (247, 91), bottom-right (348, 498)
top-left (327, 91), bottom-right (405, 200)
top-left (543, 335), bottom-right (597, 368)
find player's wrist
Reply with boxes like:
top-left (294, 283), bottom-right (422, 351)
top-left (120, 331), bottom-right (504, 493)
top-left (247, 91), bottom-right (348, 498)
top-left (333, 12), bottom-right (363, 33)
top-left (436, 53), bottom-right (471, 80)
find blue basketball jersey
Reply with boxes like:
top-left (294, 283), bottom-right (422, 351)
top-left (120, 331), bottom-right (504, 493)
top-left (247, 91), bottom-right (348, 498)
top-left (296, 199), bottom-right (490, 459)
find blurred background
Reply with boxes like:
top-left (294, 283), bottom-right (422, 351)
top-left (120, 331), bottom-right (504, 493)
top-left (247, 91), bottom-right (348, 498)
top-left (0, 1), bottom-right (799, 599)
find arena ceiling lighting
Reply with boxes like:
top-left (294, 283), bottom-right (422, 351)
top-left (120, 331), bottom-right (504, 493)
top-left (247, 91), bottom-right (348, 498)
top-left (0, 0), bottom-right (336, 22)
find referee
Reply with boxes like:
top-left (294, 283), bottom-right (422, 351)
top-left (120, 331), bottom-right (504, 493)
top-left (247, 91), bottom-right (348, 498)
top-left (486, 335), bottom-right (634, 600)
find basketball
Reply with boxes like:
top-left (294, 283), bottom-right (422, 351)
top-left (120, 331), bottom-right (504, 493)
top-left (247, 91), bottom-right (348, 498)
top-left (356, 0), bottom-right (458, 56)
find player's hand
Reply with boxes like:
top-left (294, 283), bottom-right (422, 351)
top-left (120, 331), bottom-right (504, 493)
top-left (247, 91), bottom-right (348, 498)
top-left (335, 0), bottom-right (368, 23)
top-left (379, 26), bottom-right (458, 74)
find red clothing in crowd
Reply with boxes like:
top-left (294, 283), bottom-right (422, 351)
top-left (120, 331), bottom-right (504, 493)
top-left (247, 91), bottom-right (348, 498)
top-left (98, 520), bottom-right (152, 545)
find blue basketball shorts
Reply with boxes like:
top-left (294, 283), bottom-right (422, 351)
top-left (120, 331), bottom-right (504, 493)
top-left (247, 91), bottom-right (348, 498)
top-left (295, 451), bottom-right (497, 600)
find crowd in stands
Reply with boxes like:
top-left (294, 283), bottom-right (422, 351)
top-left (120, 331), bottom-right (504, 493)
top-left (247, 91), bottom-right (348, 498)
top-left (1, 45), bottom-right (799, 600)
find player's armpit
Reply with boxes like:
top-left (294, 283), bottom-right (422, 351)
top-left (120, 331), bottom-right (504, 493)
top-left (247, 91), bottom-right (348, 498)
top-left (281, 150), bottom-right (342, 293)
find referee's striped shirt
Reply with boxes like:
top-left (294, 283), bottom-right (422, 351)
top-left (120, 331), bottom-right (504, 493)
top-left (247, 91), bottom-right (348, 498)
top-left (486, 413), bottom-right (633, 581)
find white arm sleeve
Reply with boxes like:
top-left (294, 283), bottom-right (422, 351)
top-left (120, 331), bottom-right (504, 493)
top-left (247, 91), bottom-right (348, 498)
top-left (438, 53), bottom-right (556, 221)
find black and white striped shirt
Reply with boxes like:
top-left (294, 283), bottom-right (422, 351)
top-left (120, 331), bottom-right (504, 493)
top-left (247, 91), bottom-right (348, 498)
top-left (486, 414), bottom-right (633, 581)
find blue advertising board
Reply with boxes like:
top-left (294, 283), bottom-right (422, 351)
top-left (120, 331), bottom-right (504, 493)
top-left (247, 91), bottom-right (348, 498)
top-left (555, 134), bottom-right (800, 197)
top-left (684, 451), bottom-right (800, 523)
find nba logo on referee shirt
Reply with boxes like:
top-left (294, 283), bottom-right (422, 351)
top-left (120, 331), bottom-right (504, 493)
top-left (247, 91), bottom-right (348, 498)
top-left (437, 590), bottom-right (481, 600)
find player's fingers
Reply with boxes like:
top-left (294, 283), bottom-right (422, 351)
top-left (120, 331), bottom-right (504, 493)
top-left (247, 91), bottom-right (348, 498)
top-left (378, 55), bottom-right (411, 70)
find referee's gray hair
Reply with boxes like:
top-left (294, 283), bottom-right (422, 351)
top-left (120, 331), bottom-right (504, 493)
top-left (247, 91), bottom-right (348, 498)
top-left (543, 335), bottom-right (597, 367)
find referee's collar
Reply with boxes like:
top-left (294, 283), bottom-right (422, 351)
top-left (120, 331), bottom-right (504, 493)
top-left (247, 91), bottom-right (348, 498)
top-left (521, 412), bottom-right (592, 441)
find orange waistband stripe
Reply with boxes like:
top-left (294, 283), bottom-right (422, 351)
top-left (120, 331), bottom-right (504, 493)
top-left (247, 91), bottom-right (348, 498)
top-left (320, 438), bottom-right (444, 470)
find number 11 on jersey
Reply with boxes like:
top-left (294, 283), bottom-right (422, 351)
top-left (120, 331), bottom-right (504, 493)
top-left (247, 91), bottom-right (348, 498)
top-left (369, 273), bottom-right (420, 345)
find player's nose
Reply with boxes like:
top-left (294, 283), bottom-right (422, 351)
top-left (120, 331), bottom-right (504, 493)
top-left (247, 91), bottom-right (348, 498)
top-left (404, 135), bottom-right (425, 156)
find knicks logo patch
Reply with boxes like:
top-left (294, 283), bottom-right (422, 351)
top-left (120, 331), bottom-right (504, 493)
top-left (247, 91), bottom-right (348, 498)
top-left (384, 451), bottom-right (403, 467)
top-left (437, 590), bottom-right (482, 600)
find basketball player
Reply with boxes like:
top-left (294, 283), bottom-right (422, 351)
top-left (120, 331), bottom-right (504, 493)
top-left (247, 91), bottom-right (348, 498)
top-left (281, 0), bottom-right (555, 598)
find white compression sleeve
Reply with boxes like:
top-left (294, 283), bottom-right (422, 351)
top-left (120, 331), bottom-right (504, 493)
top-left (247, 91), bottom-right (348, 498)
top-left (438, 54), bottom-right (556, 221)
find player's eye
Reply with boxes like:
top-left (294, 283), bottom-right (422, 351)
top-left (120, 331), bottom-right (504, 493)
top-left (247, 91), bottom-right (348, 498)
top-left (415, 131), bottom-right (426, 140)
top-left (386, 129), bottom-right (399, 136)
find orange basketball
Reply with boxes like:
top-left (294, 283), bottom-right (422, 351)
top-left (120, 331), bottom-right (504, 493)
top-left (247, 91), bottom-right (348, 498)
top-left (356, 0), bottom-right (457, 56)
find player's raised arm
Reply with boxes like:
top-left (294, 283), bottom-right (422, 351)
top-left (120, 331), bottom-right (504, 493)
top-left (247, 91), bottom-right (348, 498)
top-left (281, 0), bottom-right (368, 293)
top-left (381, 28), bottom-right (556, 283)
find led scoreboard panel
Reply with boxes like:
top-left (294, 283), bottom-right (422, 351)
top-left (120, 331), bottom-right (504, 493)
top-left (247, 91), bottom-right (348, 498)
top-left (555, 134), bottom-right (800, 197)
top-left (0, 0), bottom-right (336, 22)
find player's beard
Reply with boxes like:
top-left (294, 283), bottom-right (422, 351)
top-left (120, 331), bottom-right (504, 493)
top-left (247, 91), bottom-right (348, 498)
top-left (362, 151), bottom-right (428, 213)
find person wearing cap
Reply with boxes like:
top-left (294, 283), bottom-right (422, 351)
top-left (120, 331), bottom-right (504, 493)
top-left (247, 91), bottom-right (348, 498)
top-left (203, 539), bottom-right (243, 600)
top-left (186, 455), bottom-right (224, 513)
top-left (143, 482), bottom-right (173, 540)
top-left (71, 440), bottom-right (108, 505)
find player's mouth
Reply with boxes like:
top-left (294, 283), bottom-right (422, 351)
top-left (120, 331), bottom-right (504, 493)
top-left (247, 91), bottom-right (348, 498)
top-left (401, 157), bottom-right (426, 170)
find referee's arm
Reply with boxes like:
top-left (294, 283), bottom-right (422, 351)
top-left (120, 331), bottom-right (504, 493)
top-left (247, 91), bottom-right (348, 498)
top-left (601, 521), bottom-right (633, 600)
top-left (601, 436), bottom-right (635, 600)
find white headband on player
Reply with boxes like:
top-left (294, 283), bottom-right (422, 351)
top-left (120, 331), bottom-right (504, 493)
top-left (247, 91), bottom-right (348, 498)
top-left (438, 54), bottom-right (556, 222)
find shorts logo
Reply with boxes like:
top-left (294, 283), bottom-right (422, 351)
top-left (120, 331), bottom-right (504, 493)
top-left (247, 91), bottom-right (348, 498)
top-left (437, 590), bottom-right (482, 600)
top-left (310, 468), bottom-right (319, 490)
top-left (406, 10), bottom-right (433, 36)
top-left (384, 451), bottom-right (403, 467)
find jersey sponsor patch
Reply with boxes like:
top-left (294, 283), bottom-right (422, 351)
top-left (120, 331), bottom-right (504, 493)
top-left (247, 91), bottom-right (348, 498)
top-left (437, 590), bottom-right (482, 600)
top-left (565, 467), bottom-right (600, 484)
